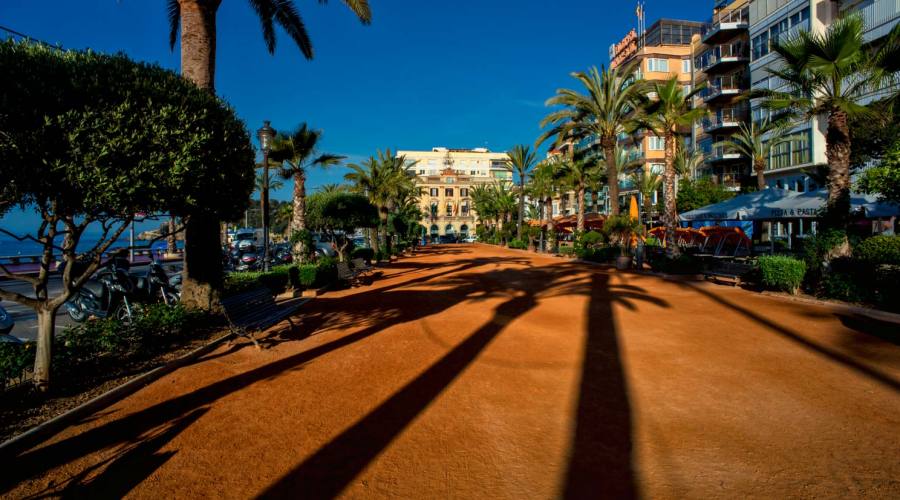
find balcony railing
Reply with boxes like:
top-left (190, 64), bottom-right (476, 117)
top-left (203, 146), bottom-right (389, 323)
top-left (702, 73), bottom-right (747, 102)
top-left (703, 107), bottom-right (746, 131)
top-left (702, 6), bottom-right (750, 43)
top-left (845, 0), bottom-right (900, 40)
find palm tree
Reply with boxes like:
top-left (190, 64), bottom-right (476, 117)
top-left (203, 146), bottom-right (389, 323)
top-left (637, 76), bottom-right (705, 255)
top-left (470, 184), bottom-right (499, 231)
top-left (553, 148), bottom-right (603, 233)
top-left (345, 150), bottom-right (416, 255)
top-left (254, 167), bottom-right (283, 232)
top-left (527, 161), bottom-right (558, 252)
top-left (716, 119), bottom-right (791, 190)
top-left (166, 0), bottom-right (371, 308)
top-left (538, 63), bottom-right (643, 217)
top-left (268, 123), bottom-right (344, 262)
top-left (755, 14), bottom-right (881, 230)
top-left (318, 183), bottom-right (348, 194)
top-left (628, 169), bottom-right (661, 223)
top-left (506, 145), bottom-right (538, 240)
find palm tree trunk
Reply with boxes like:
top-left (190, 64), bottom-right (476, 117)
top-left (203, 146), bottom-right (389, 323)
top-left (178, 0), bottom-right (224, 310)
top-left (167, 215), bottom-right (177, 254)
top-left (517, 179), bottom-right (525, 240)
top-left (545, 197), bottom-right (555, 253)
top-left (825, 110), bottom-right (852, 230)
top-left (755, 159), bottom-right (767, 190)
top-left (291, 171), bottom-right (308, 262)
top-left (603, 141), bottom-right (620, 216)
top-left (663, 132), bottom-right (680, 257)
top-left (576, 184), bottom-right (586, 233)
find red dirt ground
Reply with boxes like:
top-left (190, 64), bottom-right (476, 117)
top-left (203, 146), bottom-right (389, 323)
top-left (3, 244), bottom-right (899, 499)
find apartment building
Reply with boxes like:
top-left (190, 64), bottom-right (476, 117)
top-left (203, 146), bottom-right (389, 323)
top-left (694, 0), bottom-right (752, 190)
top-left (610, 18), bottom-right (707, 211)
top-left (397, 147), bottom-right (511, 238)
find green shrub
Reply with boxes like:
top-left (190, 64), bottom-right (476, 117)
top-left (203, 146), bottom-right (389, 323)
top-left (644, 236), bottom-right (661, 247)
top-left (558, 246), bottom-right (576, 256)
top-left (758, 255), bottom-right (807, 294)
top-left (578, 246), bottom-right (618, 263)
top-left (508, 238), bottom-right (527, 250)
top-left (579, 230), bottom-right (604, 247)
top-left (224, 266), bottom-right (295, 296)
top-left (0, 341), bottom-right (35, 388)
top-left (854, 235), bottom-right (900, 265)
top-left (297, 264), bottom-right (317, 288)
top-left (799, 229), bottom-right (847, 285)
top-left (315, 257), bottom-right (338, 287)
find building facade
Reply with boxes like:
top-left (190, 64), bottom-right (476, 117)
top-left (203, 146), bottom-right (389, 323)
top-left (397, 147), bottom-right (511, 238)
top-left (610, 18), bottom-right (707, 211)
top-left (694, 0), bottom-right (752, 190)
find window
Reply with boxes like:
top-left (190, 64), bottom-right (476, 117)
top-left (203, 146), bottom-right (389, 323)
top-left (429, 188), bottom-right (438, 197)
top-left (461, 203), bottom-right (469, 216)
top-left (445, 187), bottom-right (454, 197)
top-left (681, 59), bottom-right (691, 74)
top-left (470, 170), bottom-right (477, 175)
top-left (445, 203), bottom-right (453, 216)
top-left (682, 84), bottom-right (692, 95)
top-left (752, 30), bottom-right (769, 60)
top-left (647, 58), bottom-right (668, 72)
top-left (460, 188), bottom-right (468, 197)
top-left (648, 136), bottom-right (665, 151)
top-left (418, 169), bottom-right (425, 175)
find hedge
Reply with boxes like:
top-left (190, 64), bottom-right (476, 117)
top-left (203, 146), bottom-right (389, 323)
top-left (351, 247), bottom-right (375, 264)
top-left (648, 253), bottom-right (702, 274)
top-left (854, 235), bottom-right (900, 265)
top-left (758, 255), bottom-right (806, 294)
top-left (508, 238), bottom-right (527, 250)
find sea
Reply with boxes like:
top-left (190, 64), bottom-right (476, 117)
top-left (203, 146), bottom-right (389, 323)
top-left (0, 234), bottom-right (182, 258)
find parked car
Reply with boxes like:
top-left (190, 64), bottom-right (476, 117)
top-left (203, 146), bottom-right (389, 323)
top-left (313, 235), bottom-right (337, 258)
top-left (0, 302), bottom-right (14, 336)
top-left (462, 235), bottom-right (477, 243)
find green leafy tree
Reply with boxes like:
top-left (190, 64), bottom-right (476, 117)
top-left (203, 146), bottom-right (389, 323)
top-left (628, 169), bottom-right (661, 222)
top-left (527, 161), bottom-right (559, 251)
top-left (268, 123), bottom-right (344, 262)
top-left (166, 0), bottom-right (371, 309)
top-left (538, 63), bottom-right (643, 216)
top-left (506, 144), bottom-right (538, 240)
top-left (637, 76), bottom-right (705, 255)
top-left (676, 177), bottom-right (736, 213)
top-left (857, 140), bottom-right (900, 204)
top-left (306, 191), bottom-right (378, 261)
top-left (0, 42), bottom-right (253, 389)
top-left (552, 148), bottom-right (604, 233)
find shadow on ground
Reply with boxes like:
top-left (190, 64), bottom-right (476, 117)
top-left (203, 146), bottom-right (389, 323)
top-left (4, 246), bottom-right (665, 499)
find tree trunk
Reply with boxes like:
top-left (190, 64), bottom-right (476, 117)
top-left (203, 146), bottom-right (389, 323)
top-left (181, 213), bottom-right (224, 312)
top-left (755, 158), bottom-right (767, 190)
top-left (545, 197), bottom-right (555, 253)
top-left (380, 208), bottom-right (389, 256)
top-left (663, 132), bottom-right (680, 257)
top-left (178, 0), bottom-right (225, 311)
top-left (291, 170), bottom-right (308, 262)
top-left (167, 216), bottom-right (177, 254)
top-left (178, 0), bottom-right (219, 92)
top-left (825, 110), bottom-right (852, 232)
top-left (517, 179), bottom-right (525, 240)
top-left (576, 185), bottom-right (586, 233)
top-left (603, 141), bottom-right (620, 216)
top-left (32, 308), bottom-right (56, 391)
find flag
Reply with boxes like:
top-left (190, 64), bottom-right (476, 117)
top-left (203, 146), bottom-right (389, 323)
top-left (635, 2), bottom-right (643, 20)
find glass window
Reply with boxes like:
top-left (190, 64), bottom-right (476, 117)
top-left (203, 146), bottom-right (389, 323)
top-left (647, 58), bottom-right (669, 72)
top-left (460, 188), bottom-right (468, 197)
top-left (681, 59), bottom-right (691, 74)
top-left (648, 136), bottom-right (665, 151)
top-left (445, 187), bottom-right (454, 197)
top-left (446, 203), bottom-right (453, 216)
top-left (418, 169), bottom-right (425, 175)
top-left (429, 188), bottom-right (438, 197)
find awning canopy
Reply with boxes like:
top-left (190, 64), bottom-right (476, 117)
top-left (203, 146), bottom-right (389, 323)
top-left (680, 188), bottom-right (900, 221)
top-left (679, 188), bottom-right (799, 221)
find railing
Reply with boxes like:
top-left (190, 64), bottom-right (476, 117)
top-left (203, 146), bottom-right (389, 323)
top-left (846, 0), bottom-right (900, 37)
top-left (700, 42), bottom-right (750, 71)
top-left (702, 73), bottom-right (747, 100)
top-left (702, 6), bottom-right (750, 38)
top-left (704, 107), bottom-right (746, 130)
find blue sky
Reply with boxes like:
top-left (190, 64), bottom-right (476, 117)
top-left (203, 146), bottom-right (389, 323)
top-left (0, 0), bottom-right (711, 233)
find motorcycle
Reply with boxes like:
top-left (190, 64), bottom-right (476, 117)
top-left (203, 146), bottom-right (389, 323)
top-left (66, 256), bottom-right (139, 323)
top-left (0, 302), bottom-right (15, 338)
top-left (234, 252), bottom-right (261, 272)
top-left (132, 262), bottom-right (181, 306)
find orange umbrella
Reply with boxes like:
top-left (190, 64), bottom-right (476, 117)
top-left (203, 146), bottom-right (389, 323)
top-left (629, 195), bottom-right (640, 246)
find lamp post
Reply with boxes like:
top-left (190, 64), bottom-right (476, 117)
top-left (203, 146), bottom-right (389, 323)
top-left (257, 120), bottom-right (275, 272)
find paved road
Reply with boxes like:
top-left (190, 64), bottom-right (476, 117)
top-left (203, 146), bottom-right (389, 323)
top-left (0, 263), bottom-right (182, 341)
top-left (5, 245), bottom-right (900, 498)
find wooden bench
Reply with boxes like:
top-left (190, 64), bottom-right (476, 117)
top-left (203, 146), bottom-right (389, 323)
top-left (221, 288), bottom-right (303, 347)
top-left (350, 258), bottom-right (373, 276)
top-left (703, 261), bottom-right (753, 287)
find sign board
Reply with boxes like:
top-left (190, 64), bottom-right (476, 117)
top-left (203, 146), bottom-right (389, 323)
top-left (610, 29), bottom-right (638, 68)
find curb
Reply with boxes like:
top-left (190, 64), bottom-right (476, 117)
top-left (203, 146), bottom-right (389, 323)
top-left (0, 331), bottom-right (236, 459)
top-left (759, 291), bottom-right (900, 324)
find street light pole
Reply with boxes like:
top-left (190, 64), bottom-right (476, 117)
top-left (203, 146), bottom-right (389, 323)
top-left (257, 120), bottom-right (275, 272)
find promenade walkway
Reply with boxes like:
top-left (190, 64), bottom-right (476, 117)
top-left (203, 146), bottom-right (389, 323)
top-left (4, 244), bottom-right (899, 498)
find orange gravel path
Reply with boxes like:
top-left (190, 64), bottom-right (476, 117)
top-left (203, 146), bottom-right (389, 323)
top-left (4, 244), bottom-right (900, 499)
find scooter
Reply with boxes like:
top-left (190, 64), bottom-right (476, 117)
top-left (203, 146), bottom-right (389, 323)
top-left (66, 257), bottom-right (138, 323)
top-left (133, 262), bottom-right (181, 306)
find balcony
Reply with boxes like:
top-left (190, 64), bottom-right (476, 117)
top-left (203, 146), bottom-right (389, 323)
top-left (844, 0), bottom-right (900, 42)
top-left (703, 43), bottom-right (750, 74)
top-left (626, 149), bottom-right (645, 163)
top-left (707, 144), bottom-right (742, 163)
top-left (701, 6), bottom-right (750, 44)
top-left (703, 107), bottom-right (747, 133)
top-left (702, 74), bottom-right (747, 103)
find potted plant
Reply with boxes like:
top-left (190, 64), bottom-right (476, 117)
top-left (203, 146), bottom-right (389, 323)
top-left (603, 215), bottom-right (644, 270)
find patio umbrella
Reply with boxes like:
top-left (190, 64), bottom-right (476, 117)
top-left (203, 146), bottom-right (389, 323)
top-left (629, 195), bottom-right (640, 247)
top-left (760, 189), bottom-right (900, 219)
top-left (679, 188), bottom-right (800, 221)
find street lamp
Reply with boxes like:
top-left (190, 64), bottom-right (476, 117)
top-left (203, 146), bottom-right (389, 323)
top-left (257, 120), bottom-right (275, 272)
